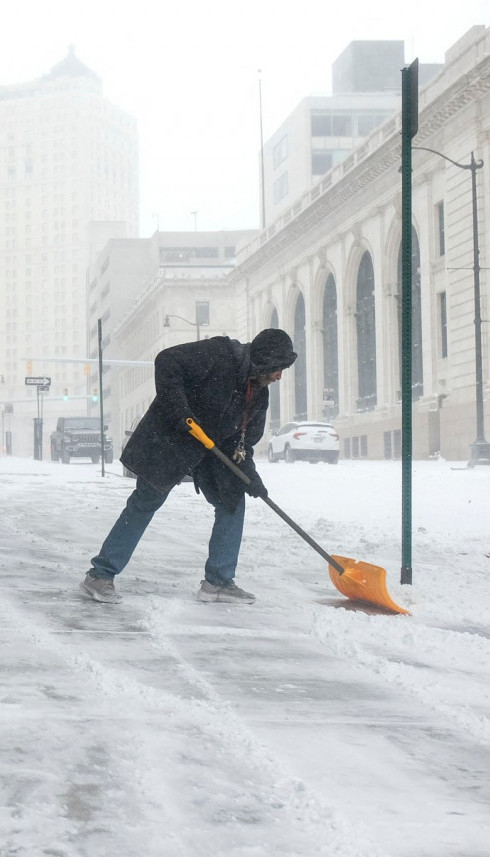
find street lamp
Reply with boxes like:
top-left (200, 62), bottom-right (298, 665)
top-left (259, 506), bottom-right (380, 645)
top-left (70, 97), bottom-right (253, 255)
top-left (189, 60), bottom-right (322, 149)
top-left (164, 313), bottom-right (201, 341)
top-left (413, 146), bottom-right (490, 465)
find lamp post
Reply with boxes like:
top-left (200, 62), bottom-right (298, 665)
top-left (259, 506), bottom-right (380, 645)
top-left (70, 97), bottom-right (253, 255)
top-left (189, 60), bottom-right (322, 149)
top-left (413, 146), bottom-right (489, 465)
top-left (164, 313), bottom-right (200, 341)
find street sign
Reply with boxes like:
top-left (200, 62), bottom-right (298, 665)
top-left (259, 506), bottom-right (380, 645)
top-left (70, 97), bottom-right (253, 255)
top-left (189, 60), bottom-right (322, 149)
top-left (25, 376), bottom-right (51, 386)
top-left (38, 385), bottom-right (50, 392)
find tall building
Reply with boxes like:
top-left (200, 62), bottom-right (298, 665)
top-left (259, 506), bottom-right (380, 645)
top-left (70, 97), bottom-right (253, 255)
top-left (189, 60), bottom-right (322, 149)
top-left (261, 41), bottom-right (442, 226)
top-left (0, 47), bottom-right (138, 456)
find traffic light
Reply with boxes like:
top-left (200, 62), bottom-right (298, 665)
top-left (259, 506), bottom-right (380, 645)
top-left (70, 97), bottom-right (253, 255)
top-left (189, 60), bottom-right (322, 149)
top-left (26, 360), bottom-right (33, 374)
top-left (92, 390), bottom-right (99, 403)
top-left (63, 388), bottom-right (69, 401)
top-left (84, 364), bottom-right (90, 376)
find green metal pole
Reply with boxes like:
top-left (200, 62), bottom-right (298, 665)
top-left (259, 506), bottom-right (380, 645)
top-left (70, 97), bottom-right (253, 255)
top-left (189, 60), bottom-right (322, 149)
top-left (400, 60), bottom-right (418, 585)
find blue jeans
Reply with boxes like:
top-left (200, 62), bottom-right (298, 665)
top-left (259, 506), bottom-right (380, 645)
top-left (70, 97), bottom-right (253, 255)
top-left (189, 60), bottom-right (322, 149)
top-left (90, 477), bottom-right (245, 586)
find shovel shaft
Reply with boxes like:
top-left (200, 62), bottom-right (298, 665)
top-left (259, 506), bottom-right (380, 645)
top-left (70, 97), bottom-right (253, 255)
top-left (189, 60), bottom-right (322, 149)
top-left (185, 420), bottom-right (345, 576)
top-left (262, 495), bottom-right (345, 574)
top-left (210, 446), bottom-right (344, 575)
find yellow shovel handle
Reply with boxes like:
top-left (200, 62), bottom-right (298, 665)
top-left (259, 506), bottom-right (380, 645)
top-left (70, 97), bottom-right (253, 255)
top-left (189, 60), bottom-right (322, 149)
top-left (186, 417), bottom-right (215, 450)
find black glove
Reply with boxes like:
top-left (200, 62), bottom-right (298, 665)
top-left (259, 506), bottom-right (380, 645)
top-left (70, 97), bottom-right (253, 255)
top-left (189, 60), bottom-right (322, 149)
top-left (245, 470), bottom-right (268, 499)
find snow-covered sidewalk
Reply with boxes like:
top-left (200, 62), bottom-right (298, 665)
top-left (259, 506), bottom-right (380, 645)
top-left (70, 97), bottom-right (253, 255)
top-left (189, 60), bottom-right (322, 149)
top-left (1, 455), bottom-right (489, 857)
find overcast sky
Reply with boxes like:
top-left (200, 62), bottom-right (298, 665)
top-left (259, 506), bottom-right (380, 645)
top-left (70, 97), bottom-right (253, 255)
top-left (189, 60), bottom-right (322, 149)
top-left (1, 1), bottom-right (488, 236)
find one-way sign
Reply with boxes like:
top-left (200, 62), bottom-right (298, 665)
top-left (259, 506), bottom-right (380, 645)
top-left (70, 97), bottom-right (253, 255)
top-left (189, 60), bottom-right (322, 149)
top-left (25, 376), bottom-right (51, 386)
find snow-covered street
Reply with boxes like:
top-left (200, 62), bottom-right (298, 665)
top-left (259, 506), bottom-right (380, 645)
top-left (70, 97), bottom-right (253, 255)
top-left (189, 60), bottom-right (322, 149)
top-left (1, 455), bottom-right (489, 857)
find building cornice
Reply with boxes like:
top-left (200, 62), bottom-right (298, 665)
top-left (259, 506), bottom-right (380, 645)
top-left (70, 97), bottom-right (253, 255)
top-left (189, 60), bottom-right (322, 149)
top-left (231, 49), bottom-right (490, 281)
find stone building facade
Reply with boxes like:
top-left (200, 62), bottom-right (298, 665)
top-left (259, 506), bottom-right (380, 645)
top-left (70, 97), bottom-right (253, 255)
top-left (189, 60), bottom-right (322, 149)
top-left (232, 27), bottom-right (490, 461)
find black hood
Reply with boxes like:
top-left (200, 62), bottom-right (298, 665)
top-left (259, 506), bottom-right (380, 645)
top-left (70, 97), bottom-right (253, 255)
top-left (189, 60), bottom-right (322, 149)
top-left (249, 329), bottom-right (297, 375)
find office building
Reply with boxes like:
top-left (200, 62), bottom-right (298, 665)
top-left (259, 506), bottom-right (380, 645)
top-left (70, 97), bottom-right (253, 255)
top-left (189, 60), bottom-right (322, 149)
top-left (0, 47), bottom-right (138, 456)
top-left (261, 41), bottom-right (441, 226)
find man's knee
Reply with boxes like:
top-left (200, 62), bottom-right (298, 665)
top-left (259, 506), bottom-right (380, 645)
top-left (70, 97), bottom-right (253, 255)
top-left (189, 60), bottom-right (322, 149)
top-left (130, 479), bottom-right (169, 514)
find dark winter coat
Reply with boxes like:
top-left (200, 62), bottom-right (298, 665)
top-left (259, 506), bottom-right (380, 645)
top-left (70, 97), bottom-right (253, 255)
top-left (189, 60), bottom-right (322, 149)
top-left (120, 336), bottom-right (270, 511)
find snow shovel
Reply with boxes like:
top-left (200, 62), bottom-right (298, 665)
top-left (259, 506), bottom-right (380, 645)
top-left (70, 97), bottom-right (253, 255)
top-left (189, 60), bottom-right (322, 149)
top-left (186, 419), bottom-right (409, 615)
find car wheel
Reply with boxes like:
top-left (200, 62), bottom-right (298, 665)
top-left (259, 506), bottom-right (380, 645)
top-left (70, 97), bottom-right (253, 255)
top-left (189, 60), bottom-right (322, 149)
top-left (267, 445), bottom-right (277, 463)
top-left (326, 451), bottom-right (339, 464)
top-left (61, 446), bottom-right (70, 464)
top-left (284, 445), bottom-right (296, 463)
top-left (50, 444), bottom-right (59, 462)
top-left (309, 459), bottom-right (319, 464)
top-left (91, 454), bottom-right (100, 463)
top-left (104, 452), bottom-right (113, 464)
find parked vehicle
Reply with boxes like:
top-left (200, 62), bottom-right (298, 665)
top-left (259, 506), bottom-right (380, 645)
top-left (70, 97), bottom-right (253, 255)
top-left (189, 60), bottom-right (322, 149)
top-left (268, 421), bottom-right (339, 464)
top-left (50, 417), bottom-right (113, 465)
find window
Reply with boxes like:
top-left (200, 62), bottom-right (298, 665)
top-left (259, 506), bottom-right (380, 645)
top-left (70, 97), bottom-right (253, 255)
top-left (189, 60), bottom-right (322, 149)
top-left (312, 152), bottom-right (333, 175)
top-left (439, 292), bottom-right (448, 358)
top-left (356, 252), bottom-right (377, 412)
top-left (273, 172), bottom-right (289, 204)
top-left (160, 246), bottom-right (219, 262)
top-left (312, 112), bottom-right (352, 138)
top-left (273, 135), bottom-right (288, 169)
top-left (195, 247), bottom-right (219, 258)
top-left (332, 115), bottom-right (352, 136)
top-left (269, 306), bottom-right (280, 430)
top-left (322, 274), bottom-right (338, 419)
top-left (293, 293), bottom-right (307, 420)
top-left (311, 114), bottom-right (331, 136)
top-left (357, 115), bottom-right (375, 136)
top-left (437, 201), bottom-right (445, 256)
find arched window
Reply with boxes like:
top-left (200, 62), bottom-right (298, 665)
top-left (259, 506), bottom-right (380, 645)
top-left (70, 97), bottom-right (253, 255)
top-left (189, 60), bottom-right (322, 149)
top-left (322, 274), bottom-right (339, 419)
top-left (269, 307), bottom-right (280, 430)
top-left (356, 252), bottom-right (377, 411)
top-left (293, 293), bottom-right (307, 419)
top-left (397, 228), bottom-right (423, 400)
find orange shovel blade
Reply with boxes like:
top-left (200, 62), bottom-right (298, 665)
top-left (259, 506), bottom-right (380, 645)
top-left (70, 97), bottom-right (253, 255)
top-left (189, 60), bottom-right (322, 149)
top-left (328, 555), bottom-right (410, 615)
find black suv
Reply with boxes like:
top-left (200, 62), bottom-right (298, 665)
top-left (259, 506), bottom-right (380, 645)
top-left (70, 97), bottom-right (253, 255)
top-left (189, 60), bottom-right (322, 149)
top-left (50, 417), bottom-right (113, 464)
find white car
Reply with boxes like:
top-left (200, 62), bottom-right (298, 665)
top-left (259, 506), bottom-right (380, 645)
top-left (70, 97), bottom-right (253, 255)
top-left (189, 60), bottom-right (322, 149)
top-left (268, 421), bottom-right (339, 464)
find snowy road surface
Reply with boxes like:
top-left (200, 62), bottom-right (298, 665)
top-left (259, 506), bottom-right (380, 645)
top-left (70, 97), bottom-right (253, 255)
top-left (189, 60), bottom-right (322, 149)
top-left (1, 455), bottom-right (489, 857)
